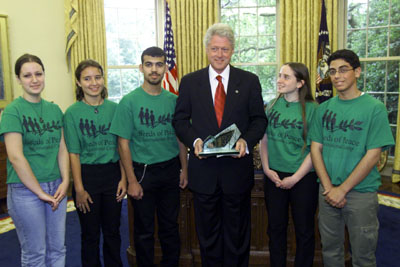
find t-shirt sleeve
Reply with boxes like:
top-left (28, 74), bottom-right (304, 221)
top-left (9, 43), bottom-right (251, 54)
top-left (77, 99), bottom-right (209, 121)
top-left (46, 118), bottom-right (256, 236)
top-left (366, 103), bottom-right (395, 151)
top-left (56, 105), bottom-right (64, 128)
top-left (110, 99), bottom-right (134, 140)
top-left (63, 109), bottom-right (81, 154)
top-left (306, 102), bottom-right (319, 147)
top-left (0, 105), bottom-right (23, 135)
top-left (308, 105), bottom-right (323, 144)
top-left (52, 103), bottom-right (64, 127)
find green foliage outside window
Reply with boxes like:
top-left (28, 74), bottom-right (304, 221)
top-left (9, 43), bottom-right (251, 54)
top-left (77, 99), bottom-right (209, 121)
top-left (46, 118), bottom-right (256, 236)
top-left (104, 0), bottom-right (156, 102)
top-left (221, 0), bottom-right (278, 103)
top-left (347, 0), bottom-right (400, 156)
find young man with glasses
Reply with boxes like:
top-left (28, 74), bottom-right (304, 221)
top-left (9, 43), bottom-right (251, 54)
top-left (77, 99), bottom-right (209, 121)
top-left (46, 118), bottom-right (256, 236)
top-left (309, 49), bottom-right (394, 267)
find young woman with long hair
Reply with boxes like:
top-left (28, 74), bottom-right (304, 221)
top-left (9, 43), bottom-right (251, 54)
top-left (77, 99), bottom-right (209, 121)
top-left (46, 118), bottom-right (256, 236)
top-left (260, 62), bottom-right (319, 267)
top-left (63, 59), bottom-right (126, 266)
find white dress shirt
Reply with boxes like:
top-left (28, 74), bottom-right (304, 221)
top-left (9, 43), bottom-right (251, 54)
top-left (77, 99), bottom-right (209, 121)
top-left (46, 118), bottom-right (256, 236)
top-left (194, 64), bottom-right (248, 154)
top-left (208, 65), bottom-right (230, 104)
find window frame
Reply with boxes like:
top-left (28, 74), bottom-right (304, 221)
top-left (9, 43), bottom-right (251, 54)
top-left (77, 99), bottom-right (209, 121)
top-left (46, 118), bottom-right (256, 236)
top-left (104, 0), bottom-right (165, 102)
top-left (220, 0), bottom-right (279, 103)
top-left (340, 0), bottom-right (399, 159)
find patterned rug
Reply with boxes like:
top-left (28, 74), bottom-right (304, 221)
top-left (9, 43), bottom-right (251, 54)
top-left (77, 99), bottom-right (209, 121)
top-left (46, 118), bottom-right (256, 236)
top-left (0, 199), bottom-right (77, 235)
top-left (0, 198), bottom-right (130, 267)
top-left (1, 194), bottom-right (399, 267)
top-left (2, 193), bottom-right (398, 234)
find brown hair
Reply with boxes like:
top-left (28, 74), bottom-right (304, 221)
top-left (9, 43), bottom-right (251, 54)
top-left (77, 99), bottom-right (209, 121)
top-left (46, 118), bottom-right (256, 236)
top-left (74, 59), bottom-right (108, 101)
top-left (15, 54), bottom-right (45, 77)
top-left (269, 62), bottom-right (315, 150)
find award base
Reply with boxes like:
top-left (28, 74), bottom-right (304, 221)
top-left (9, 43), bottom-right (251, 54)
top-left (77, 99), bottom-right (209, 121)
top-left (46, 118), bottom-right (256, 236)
top-left (198, 149), bottom-right (239, 157)
top-left (199, 124), bottom-right (241, 157)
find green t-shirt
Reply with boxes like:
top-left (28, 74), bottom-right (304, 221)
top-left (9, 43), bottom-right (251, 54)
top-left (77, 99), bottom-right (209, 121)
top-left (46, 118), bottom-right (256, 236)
top-left (266, 97), bottom-right (318, 173)
top-left (309, 93), bottom-right (395, 192)
top-left (63, 99), bottom-right (119, 164)
top-left (0, 97), bottom-right (63, 184)
top-left (110, 87), bottom-right (179, 164)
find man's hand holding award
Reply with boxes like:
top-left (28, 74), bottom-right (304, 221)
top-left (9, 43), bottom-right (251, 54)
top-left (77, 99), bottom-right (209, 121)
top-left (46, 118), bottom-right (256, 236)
top-left (198, 124), bottom-right (242, 157)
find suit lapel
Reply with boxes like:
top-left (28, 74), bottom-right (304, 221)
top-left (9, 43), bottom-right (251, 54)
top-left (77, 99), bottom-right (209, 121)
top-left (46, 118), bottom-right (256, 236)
top-left (198, 68), bottom-right (219, 127)
top-left (221, 66), bottom-right (240, 128)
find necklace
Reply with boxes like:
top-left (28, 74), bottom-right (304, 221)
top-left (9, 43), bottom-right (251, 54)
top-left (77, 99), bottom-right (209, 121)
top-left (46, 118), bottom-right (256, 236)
top-left (83, 98), bottom-right (103, 114)
top-left (285, 98), bottom-right (299, 108)
top-left (26, 98), bottom-right (44, 123)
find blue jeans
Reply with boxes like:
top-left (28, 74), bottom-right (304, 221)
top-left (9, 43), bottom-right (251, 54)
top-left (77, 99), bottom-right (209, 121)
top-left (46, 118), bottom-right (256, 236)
top-left (7, 178), bottom-right (67, 267)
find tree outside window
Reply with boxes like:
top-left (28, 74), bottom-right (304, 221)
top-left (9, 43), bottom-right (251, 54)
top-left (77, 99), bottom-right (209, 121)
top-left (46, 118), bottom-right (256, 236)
top-left (221, 0), bottom-right (278, 103)
top-left (346, 0), bottom-right (400, 156)
top-left (104, 0), bottom-right (158, 102)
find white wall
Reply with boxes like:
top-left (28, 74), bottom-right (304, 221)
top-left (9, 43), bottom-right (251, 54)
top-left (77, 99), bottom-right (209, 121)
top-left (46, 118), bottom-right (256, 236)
top-left (0, 0), bottom-right (74, 111)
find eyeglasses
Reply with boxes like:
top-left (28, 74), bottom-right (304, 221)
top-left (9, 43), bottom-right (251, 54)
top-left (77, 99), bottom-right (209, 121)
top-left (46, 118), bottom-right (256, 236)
top-left (328, 67), bottom-right (355, 77)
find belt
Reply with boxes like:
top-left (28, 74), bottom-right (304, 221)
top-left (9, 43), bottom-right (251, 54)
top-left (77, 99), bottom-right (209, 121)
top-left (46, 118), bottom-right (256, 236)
top-left (132, 156), bottom-right (179, 184)
top-left (132, 156), bottom-right (178, 170)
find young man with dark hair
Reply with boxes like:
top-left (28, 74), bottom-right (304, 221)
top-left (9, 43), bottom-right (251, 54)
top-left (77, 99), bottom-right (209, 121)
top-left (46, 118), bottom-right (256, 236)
top-left (310, 49), bottom-right (394, 267)
top-left (111, 46), bottom-right (188, 266)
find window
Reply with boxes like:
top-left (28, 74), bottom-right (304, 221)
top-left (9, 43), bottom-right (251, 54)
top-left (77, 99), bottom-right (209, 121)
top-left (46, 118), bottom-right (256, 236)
top-left (105, 0), bottom-right (278, 103)
top-left (345, 0), bottom-right (400, 156)
top-left (221, 0), bottom-right (278, 103)
top-left (104, 0), bottom-right (163, 102)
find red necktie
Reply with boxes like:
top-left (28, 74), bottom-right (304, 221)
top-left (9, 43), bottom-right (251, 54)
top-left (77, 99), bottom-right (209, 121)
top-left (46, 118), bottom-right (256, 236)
top-left (215, 75), bottom-right (226, 128)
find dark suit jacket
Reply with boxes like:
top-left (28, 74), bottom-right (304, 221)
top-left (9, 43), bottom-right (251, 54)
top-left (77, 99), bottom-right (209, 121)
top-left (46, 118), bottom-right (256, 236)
top-left (173, 65), bottom-right (267, 194)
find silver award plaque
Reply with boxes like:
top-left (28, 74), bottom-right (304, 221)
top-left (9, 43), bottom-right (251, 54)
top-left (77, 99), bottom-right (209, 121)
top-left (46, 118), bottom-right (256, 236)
top-left (199, 124), bottom-right (241, 157)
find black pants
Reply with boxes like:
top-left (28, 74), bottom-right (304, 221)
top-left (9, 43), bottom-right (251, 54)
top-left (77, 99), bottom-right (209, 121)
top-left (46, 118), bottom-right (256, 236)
top-left (131, 157), bottom-right (181, 267)
top-left (193, 188), bottom-right (251, 267)
top-left (264, 171), bottom-right (318, 267)
top-left (72, 162), bottom-right (122, 267)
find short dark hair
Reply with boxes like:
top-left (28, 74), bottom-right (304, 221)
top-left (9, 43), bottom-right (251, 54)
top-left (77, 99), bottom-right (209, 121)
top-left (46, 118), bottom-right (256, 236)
top-left (15, 54), bottom-right (45, 77)
top-left (141, 46), bottom-right (166, 63)
top-left (327, 49), bottom-right (361, 69)
top-left (74, 59), bottom-right (108, 101)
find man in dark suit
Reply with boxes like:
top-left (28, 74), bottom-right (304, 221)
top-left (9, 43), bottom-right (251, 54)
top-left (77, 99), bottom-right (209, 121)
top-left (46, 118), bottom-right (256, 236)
top-left (173, 23), bottom-right (267, 266)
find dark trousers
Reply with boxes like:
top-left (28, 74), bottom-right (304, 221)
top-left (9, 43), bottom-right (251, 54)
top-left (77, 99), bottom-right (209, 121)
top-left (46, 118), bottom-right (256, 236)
top-left (264, 171), bottom-right (318, 267)
top-left (72, 162), bottom-right (123, 267)
top-left (193, 188), bottom-right (251, 267)
top-left (131, 157), bottom-right (181, 267)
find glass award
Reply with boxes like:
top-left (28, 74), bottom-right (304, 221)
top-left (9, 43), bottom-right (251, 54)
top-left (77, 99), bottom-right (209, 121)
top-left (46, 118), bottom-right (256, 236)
top-left (199, 123), bottom-right (241, 157)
